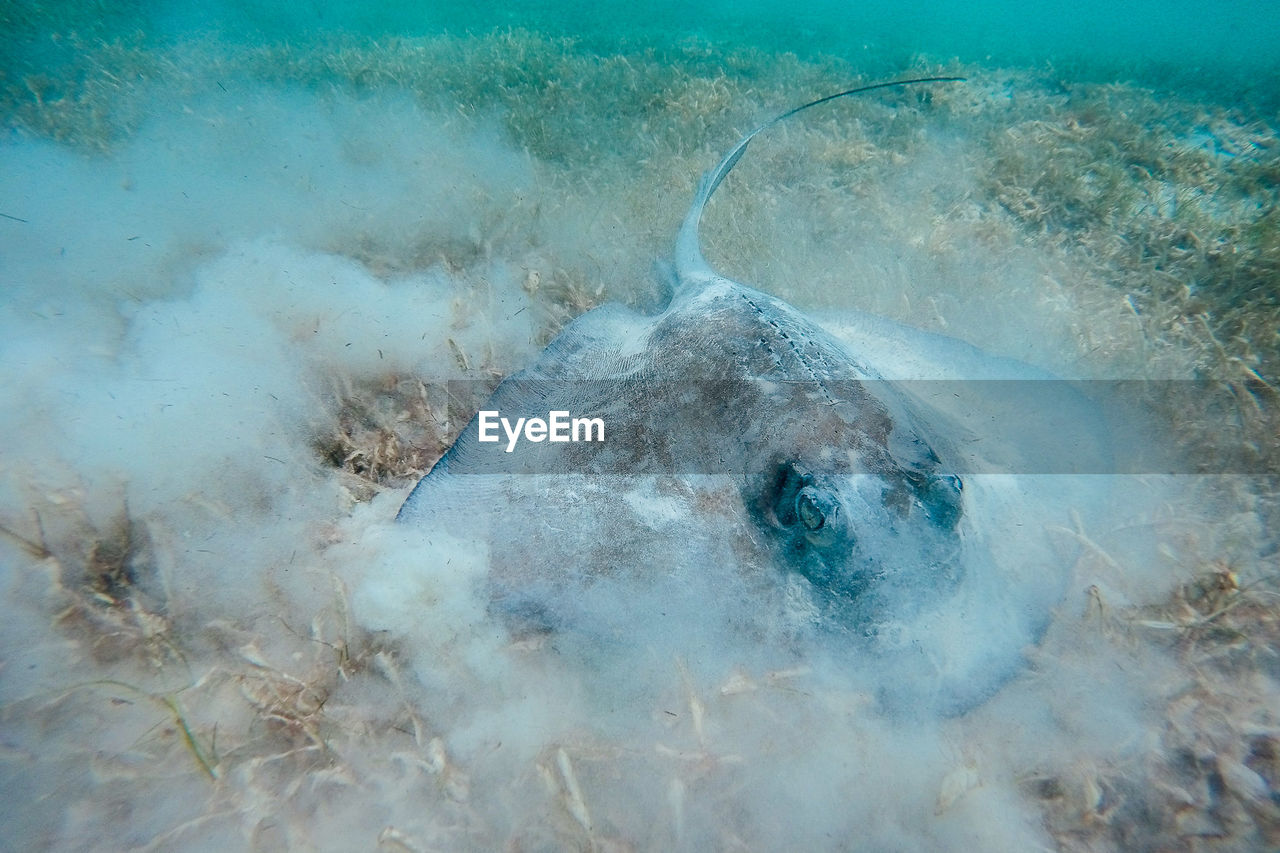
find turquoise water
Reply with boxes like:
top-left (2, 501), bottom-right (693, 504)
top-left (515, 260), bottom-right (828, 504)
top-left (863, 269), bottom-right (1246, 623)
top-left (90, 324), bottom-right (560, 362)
top-left (60, 0), bottom-right (1280, 68)
top-left (9, 0), bottom-right (1280, 94)
top-left (225, 0), bottom-right (1279, 83)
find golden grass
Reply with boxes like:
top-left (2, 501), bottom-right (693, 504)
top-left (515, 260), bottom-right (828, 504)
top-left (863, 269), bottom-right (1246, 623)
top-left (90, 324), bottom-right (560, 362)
top-left (311, 373), bottom-right (452, 502)
top-left (1026, 563), bottom-right (1280, 851)
top-left (7, 29), bottom-right (1273, 386)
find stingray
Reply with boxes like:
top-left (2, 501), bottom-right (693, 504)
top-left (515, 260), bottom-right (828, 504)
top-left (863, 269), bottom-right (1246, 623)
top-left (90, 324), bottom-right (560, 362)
top-left (398, 78), bottom-right (1109, 714)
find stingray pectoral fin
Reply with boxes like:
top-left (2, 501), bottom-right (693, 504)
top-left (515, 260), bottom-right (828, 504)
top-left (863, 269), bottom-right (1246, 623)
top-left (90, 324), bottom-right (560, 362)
top-left (818, 308), bottom-right (1055, 381)
top-left (824, 309), bottom-right (1113, 476)
top-left (531, 302), bottom-right (650, 375)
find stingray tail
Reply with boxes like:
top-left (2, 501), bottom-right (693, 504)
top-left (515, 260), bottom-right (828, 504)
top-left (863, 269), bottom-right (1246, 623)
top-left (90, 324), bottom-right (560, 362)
top-left (674, 75), bottom-right (966, 288)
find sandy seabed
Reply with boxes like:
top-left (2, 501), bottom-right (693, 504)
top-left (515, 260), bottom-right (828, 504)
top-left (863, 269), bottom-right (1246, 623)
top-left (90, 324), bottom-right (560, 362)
top-left (2, 29), bottom-right (1279, 851)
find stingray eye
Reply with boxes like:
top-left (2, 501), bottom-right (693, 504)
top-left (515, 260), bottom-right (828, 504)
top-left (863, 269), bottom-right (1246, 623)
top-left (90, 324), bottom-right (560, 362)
top-left (796, 489), bottom-right (825, 530)
top-left (796, 486), bottom-right (837, 532)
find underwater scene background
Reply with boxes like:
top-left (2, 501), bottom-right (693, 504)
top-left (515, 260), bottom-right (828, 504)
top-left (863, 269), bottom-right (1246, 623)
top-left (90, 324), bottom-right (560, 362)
top-left (2, 1), bottom-right (1279, 850)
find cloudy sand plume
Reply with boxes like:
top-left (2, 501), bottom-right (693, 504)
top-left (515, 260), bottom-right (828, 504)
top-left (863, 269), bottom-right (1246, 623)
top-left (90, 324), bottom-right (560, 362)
top-left (2, 12), bottom-right (1280, 851)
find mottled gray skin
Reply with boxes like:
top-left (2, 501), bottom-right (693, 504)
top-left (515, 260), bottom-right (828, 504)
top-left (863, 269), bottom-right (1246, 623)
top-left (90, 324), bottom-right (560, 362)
top-left (401, 274), bottom-right (972, 631)
top-left (399, 79), bottom-right (1103, 713)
